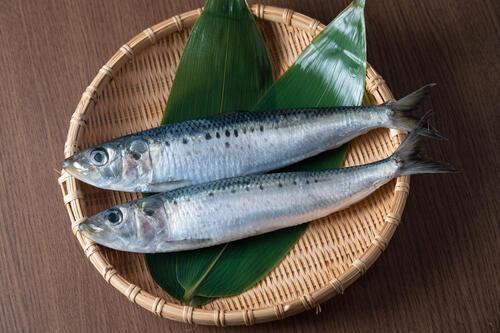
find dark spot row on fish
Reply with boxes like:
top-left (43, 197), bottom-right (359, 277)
top-left (225, 178), bottom-right (317, 194)
top-left (165, 124), bottom-right (267, 146)
top-left (141, 108), bottom-right (346, 146)
top-left (166, 172), bottom-right (326, 200)
top-left (201, 125), bottom-right (262, 142)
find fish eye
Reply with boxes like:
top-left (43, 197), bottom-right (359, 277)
top-left (90, 148), bottom-right (108, 166)
top-left (105, 208), bottom-right (122, 225)
top-left (144, 209), bottom-right (155, 216)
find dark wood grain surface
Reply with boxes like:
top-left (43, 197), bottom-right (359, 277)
top-left (0, 0), bottom-right (498, 331)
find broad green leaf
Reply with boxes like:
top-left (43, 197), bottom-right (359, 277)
top-left (176, 228), bottom-right (304, 299)
top-left (161, 0), bottom-right (273, 123)
top-left (145, 0), bottom-right (273, 306)
top-left (145, 250), bottom-right (213, 305)
top-left (146, 0), bottom-right (367, 306)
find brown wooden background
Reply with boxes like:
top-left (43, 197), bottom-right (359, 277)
top-left (0, 0), bottom-right (498, 331)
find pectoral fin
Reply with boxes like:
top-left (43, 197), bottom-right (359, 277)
top-left (145, 180), bottom-right (193, 192)
top-left (157, 238), bottom-right (214, 252)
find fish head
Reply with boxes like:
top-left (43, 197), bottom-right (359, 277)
top-left (62, 137), bottom-right (153, 192)
top-left (62, 141), bottom-right (123, 188)
top-left (79, 197), bottom-right (168, 253)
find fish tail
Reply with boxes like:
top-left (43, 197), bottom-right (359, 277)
top-left (388, 83), bottom-right (443, 139)
top-left (391, 83), bottom-right (436, 112)
top-left (392, 121), bottom-right (457, 176)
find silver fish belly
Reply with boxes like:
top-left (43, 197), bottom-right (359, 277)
top-left (149, 108), bottom-right (388, 188)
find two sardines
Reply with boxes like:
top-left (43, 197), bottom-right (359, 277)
top-left (63, 84), bottom-right (440, 192)
top-left (79, 126), bottom-right (454, 253)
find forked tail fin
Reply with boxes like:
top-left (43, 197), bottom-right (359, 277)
top-left (392, 121), bottom-right (456, 176)
top-left (387, 83), bottom-right (443, 139)
top-left (391, 83), bottom-right (436, 112)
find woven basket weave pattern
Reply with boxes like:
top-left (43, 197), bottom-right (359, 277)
top-left (59, 5), bottom-right (408, 326)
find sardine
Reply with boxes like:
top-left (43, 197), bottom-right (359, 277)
top-left (79, 124), bottom-right (454, 253)
top-left (63, 84), bottom-right (440, 192)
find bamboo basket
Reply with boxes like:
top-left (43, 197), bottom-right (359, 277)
top-left (59, 5), bottom-right (408, 326)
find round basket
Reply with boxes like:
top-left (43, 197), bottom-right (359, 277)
top-left (59, 4), bottom-right (408, 326)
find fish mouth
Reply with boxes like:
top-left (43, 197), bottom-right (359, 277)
top-left (62, 158), bottom-right (81, 176)
top-left (78, 220), bottom-right (128, 251)
top-left (62, 158), bottom-right (94, 179)
top-left (78, 221), bottom-right (99, 239)
top-left (62, 158), bottom-right (71, 169)
top-left (63, 164), bottom-right (80, 178)
top-left (78, 220), bottom-right (110, 247)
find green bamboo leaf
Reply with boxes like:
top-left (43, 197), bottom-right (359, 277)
top-left (146, 0), bottom-right (367, 306)
top-left (145, 249), bottom-right (213, 305)
top-left (161, 0), bottom-right (273, 123)
top-left (145, 0), bottom-right (273, 305)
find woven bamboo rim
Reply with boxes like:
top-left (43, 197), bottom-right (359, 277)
top-left (59, 5), bottom-right (409, 326)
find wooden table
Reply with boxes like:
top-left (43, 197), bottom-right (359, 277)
top-left (1, 0), bottom-right (498, 331)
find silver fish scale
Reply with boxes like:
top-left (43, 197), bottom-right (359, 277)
top-left (144, 107), bottom-right (387, 190)
top-left (147, 158), bottom-right (397, 251)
